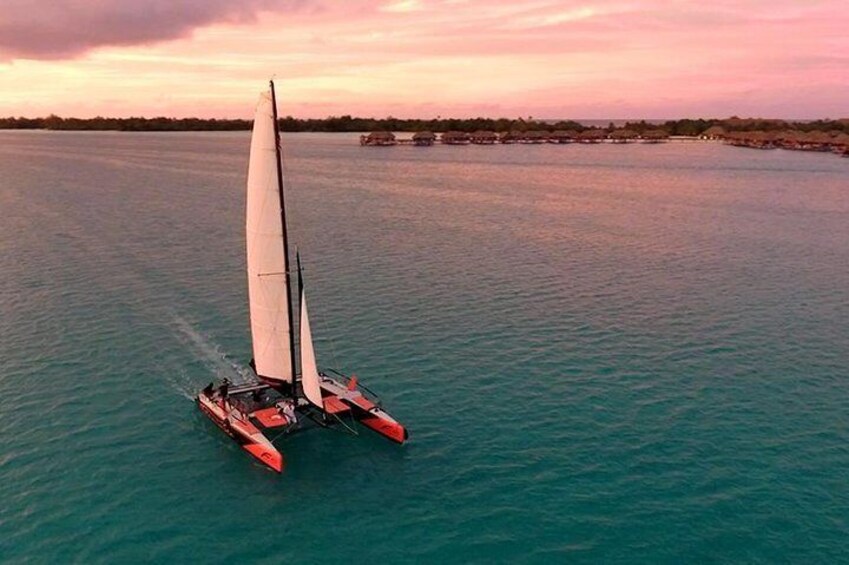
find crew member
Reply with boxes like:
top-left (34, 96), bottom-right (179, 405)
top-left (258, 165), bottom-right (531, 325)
top-left (276, 399), bottom-right (297, 426)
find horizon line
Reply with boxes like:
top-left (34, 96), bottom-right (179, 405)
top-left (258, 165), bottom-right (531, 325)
top-left (2, 114), bottom-right (846, 123)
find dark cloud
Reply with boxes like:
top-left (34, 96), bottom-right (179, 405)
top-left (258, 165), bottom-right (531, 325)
top-left (0, 0), bottom-right (311, 59)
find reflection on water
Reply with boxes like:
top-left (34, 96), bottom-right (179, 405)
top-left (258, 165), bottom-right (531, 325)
top-left (1, 131), bottom-right (847, 562)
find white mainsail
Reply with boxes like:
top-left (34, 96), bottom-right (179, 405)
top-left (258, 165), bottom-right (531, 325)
top-left (299, 289), bottom-right (324, 407)
top-left (246, 90), bottom-right (293, 383)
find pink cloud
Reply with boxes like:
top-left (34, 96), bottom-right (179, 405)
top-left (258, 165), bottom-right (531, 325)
top-left (0, 0), bottom-right (312, 59)
top-left (0, 0), bottom-right (846, 118)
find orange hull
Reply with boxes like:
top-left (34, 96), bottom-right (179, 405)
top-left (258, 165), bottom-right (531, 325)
top-left (197, 395), bottom-right (285, 473)
top-left (358, 414), bottom-right (408, 444)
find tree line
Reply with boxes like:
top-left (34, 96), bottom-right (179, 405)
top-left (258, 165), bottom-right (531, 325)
top-left (1, 114), bottom-right (846, 135)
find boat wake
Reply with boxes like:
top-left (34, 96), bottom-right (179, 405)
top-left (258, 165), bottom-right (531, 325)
top-left (170, 315), bottom-right (255, 399)
top-left (167, 369), bottom-right (202, 402)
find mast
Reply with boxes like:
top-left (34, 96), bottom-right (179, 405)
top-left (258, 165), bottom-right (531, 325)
top-left (296, 250), bottom-right (303, 304)
top-left (269, 80), bottom-right (298, 400)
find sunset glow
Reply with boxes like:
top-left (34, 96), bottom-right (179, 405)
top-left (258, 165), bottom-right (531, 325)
top-left (0, 0), bottom-right (846, 119)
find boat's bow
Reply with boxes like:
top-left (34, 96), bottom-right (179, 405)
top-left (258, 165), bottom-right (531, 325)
top-left (314, 372), bottom-right (408, 444)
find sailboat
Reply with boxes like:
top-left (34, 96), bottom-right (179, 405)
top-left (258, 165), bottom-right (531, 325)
top-left (196, 81), bottom-right (408, 473)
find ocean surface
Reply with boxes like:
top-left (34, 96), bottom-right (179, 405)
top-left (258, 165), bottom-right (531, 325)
top-left (1, 131), bottom-right (847, 563)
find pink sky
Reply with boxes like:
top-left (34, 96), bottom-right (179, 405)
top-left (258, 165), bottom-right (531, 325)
top-left (0, 0), bottom-right (846, 119)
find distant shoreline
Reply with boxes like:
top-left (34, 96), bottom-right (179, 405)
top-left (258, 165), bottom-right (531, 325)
top-left (2, 115), bottom-right (846, 157)
top-left (1, 115), bottom-right (846, 137)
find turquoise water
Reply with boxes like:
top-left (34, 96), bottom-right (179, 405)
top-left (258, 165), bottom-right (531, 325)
top-left (1, 131), bottom-right (848, 562)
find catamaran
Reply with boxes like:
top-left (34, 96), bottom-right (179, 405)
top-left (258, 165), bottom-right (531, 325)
top-left (197, 82), bottom-right (408, 473)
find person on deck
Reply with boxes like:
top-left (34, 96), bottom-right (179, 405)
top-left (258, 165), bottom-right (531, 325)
top-left (276, 399), bottom-right (297, 427)
top-left (218, 378), bottom-right (231, 409)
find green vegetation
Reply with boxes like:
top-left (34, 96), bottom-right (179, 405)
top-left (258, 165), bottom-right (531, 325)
top-left (1, 114), bottom-right (847, 135)
top-left (658, 117), bottom-right (849, 136)
top-left (0, 114), bottom-right (585, 133)
top-left (0, 115), bottom-right (250, 131)
top-left (278, 116), bottom-right (588, 133)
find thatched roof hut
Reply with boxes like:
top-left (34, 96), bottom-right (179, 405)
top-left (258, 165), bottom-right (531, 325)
top-left (360, 131), bottom-right (397, 146)
top-left (641, 129), bottom-right (669, 142)
top-left (808, 131), bottom-right (833, 144)
top-left (499, 130), bottom-right (522, 143)
top-left (831, 133), bottom-right (849, 155)
top-left (832, 132), bottom-right (849, 148)
top-left (470, 130), bottom-right (498, 144)
top-left (441, 130), bottom-right (470, 144)
top-left (577, 129), bottom-right (605, 143)
top-left (412, 131), bottom-right (436, 146)
top-left (722, 130), bottom-right (778, 149)
top-left (523, 130), bottom-right (549, 143)
top-left (771, 129), bottom-right (847, 152)
top-left (774, 130), bottom-right (796, 143)
top-left (549, 130), bottom-right (578, 143)
top-left (776, 130), bottom-right (828, 150)
top-left (700, 125), bottom-right (725, 139)
top-left (724, 130), bottom-right (755, 146)
top-left (610, 128), bottom-right (637, 142)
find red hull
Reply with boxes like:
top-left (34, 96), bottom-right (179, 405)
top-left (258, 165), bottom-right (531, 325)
top-left (197, 397), bottom-right (284, 473)
top-left (358, 414), bottom-right (408, 443)
top-left (242, 443), bottom-right (284, 473)
top-left (316, 376), bottom-right (409, 444)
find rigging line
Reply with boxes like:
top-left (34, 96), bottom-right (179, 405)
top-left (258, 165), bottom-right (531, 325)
top-left (331, 412), bottom-right (359, 436)
top-left (277, 135), bottom-right (298, 234)
top-left (269, 81), bottom-right (298, 398)
top-left (326, 335), bottom-right (342, 379)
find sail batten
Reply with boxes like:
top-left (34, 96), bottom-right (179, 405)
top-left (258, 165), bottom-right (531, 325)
top-left (246, 89), bottom-right (293, 383)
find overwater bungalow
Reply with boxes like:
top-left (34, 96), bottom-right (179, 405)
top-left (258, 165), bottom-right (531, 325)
top-left (789, 131), bottom-right (816, 150)
top-left (700, 125), bottom-right (726, 140)
top-left (723, 130), bottom-right (777, 149)
top-left (523, 130), bottom-right (549, 144)
top-left (549, 130), bottom-right (578, 144)
top-left (641, 129), bottom-right (669, 143)
top-left (360, 131), bottom-right (397, 146)
top-left (776, 129), bottom-right (837, 151)
top-left (806, 131), bottom-right (835, 151)
top-left (499, 130), bottom-right (522, 144)
top-left (577, 129), bottom-right (605, 144)
top-left (441, 131), bottom-right (471, 145)
top-left (724, 131), bottom-right (754, 147)
top-left (830, 132), bottom-right (849, 155)
top-left (610, 129), bottom-right (638, 143)
top-left (768, 130), bottom-right (816, 151)
top-left (773, 130), bottom-right (796, 149)
top-left (412, 131), bottom-right (436, 146)
top-left (470, 130), bottom-right (498, 144)
top-left (747, 131), bottom-right (777, 149)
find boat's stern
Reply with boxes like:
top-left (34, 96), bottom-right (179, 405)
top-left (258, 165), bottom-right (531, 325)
top-left (196, 382), bottom-right (287, 473)
top-left (243, 442), bottom-right (284, 473)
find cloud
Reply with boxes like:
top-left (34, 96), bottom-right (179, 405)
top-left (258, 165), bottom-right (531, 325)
top-left (380, 0), bottom-right (424, 12)
top-left (1, 0), bottom-right (847, 118)
top-left (0, 0), bottom-right (310, 60)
